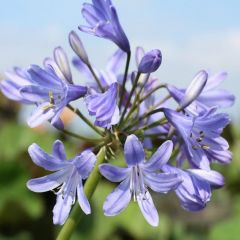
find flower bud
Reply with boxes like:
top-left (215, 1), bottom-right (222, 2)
top-left (69, 31), bottom-right (89, 65)
top-left (138, 49), bottom-right (162, 73)
top-left (53, 47), bottom-right (72, 83)
top-left (180, 70), bottom-right (208, 109)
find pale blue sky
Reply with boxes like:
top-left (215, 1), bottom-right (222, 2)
top-left (0, 0), bottom-right (240, 120)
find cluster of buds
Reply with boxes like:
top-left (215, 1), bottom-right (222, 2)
top-left (0, 0), bottom-right (235, 232)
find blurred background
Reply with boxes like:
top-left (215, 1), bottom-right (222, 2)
top-left (0, 0), bottom-right (240, 239)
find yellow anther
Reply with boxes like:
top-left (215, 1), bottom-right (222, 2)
top-left (201, 145), bottom-right (210, 150)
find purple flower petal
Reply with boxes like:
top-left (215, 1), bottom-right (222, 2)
top-left (187, 169), bottom-right (224, 188)
top-left (53, 194), bottom-right (73, 225)
top-left (197, 89), bottom-right (235, 108)
top-left (73, 150), bottom-right (96, 179)
top-left (27, 168), bottom-right (70, 192)
top-left (124, 135), bottom-right (145, 166)
top-left (137, 191), bottom-right (159, 227)
top-left (28, 143), bottom-right (69, 171)
top-left (52, 140), bottom-right (67, 161)
top-left (144, 172), bottom-right (181, 193)
top-left (99, 164), bottom-right (130, 182)
top-left (27, 103), bottom-right (56, 128)
top-left (106, 48), bottom-right (126, 73)
top-left (143, 140), bottom-right (173, 171)
top-left (77, 179), bottom-right (91, 214)
top-left (103, 178), bottom-right (131, 216)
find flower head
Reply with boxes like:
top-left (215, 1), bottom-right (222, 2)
top-left (0, 67), bottom-right (33, 103)
top-left (163, 164), bottom-right (224, 211)
top-left (20, 65), bottom-right (87, 128)
top-left (85, 82), bottom-right (120, 128)
top-left (164, 108), bottom-right (231, 170)
top-left (27, 140), bottom-right (96, 225)
top-left (79, 0), bottom-right (130, 52)
top-left (99, 135), bottom-right (181, 226)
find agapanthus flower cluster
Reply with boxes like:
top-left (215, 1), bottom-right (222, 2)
top-left (0, 0), bottom-right (235, 231)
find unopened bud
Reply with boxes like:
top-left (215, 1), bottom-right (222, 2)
top-left (53, 47), bottom-right (72, 83)
top-left (180, 70), bottom-right (208, 109)
top-left (69, 31), bottom-right (89, 65)
top-left (138, 49), bottom-right (162, 73)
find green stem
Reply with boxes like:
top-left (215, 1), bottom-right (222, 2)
top-left (67, 104), bottom-right (104, 136)
top-left (87, 63), bottom-right (104, 92)
top-left (119, 72), bottom-right (141, 125)
top-left (61, 129), bottom-right (102, 143)
top-left (119, 52), bottom-right (131, 109)
top-left (122, 74), bottom-right (150, 124)
top-left (56, 147), bottom-right (106, 240)
top-left (140, 84), bottom-right (166, 104)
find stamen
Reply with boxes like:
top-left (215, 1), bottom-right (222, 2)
top-left (49, 91), bottom-right (55, 105)
top-left (196, 137), bottom-right (203, 142)
top-left (192, 145), bottom-right (198, 150)
top-left (201, 145), bottom-right (210, 150)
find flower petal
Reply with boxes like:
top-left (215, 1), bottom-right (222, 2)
top-left (28, 143), bottom-right (69, 171)
top-left (124, 134), bottom-right (145, 166)
top-left (99, 163), bottom-right (130, 182)
top-left (143, 140), bottom-right (173, 171)
top-left (53, 194), bottom-right (72, 225)
top-left (27, 103), bottom-right (55, 128)
top-left (103, 178), bottom-right (131, 216)
top-left (73, 150), bottom-right (96, 179)
top-left (144, 172), bottom-right (182, 193)
top-left (52, 140), bottom-right (67, 161)
top-left (187, 169), bottom-right (224, 188)
top-left (27, 168), bottom-right (70, 192)
top-left (77, 180), bottom-right (91, 214)
top-left (137, 191), bottom-right (159, 227)
top-left (106, 48), bottom-right (126, 73)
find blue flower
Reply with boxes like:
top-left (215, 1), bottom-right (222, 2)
top-left (27, 140), bottom-right (96, 225)
top-left (19, 65), bottom-right (87, 128)
top-left (99, 135), bottom-right (181, 226)
top-left (164, 108), bottom-right (231, 170)
top-left (0, 67), bottom-right (33, 103)
top-left (163, 164), bottom-right (224, 211)
top-left (85, 82), bottom-right (120, 128)
top-left (79, 0), bottom-right (130, 53)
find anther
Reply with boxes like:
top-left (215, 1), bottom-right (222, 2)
top-left (201, 145), bottom-right (210, 150)
top-left (192, 145), bottom-right (198, 150)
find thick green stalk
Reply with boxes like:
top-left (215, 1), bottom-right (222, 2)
top-left (56, 147), bottom-right (106, 240)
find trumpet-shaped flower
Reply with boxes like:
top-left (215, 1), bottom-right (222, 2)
top-left (19, 65), bottom-right (87, 128)
top-left (163, 164), bottom-right (224, 211)
top-left (99, 135), bottom-right (181, 226)
top-left (27, 140), bottom-right (96, 225)
top-left (79, 0), bottom-right (130, 52)
top-left (164, 108), bottom-right (231, 170)
top-left (85, 82), bottom-right (119, 128)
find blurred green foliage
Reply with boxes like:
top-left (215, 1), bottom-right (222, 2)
top-left (0, 97), bottom-right (240, 240)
